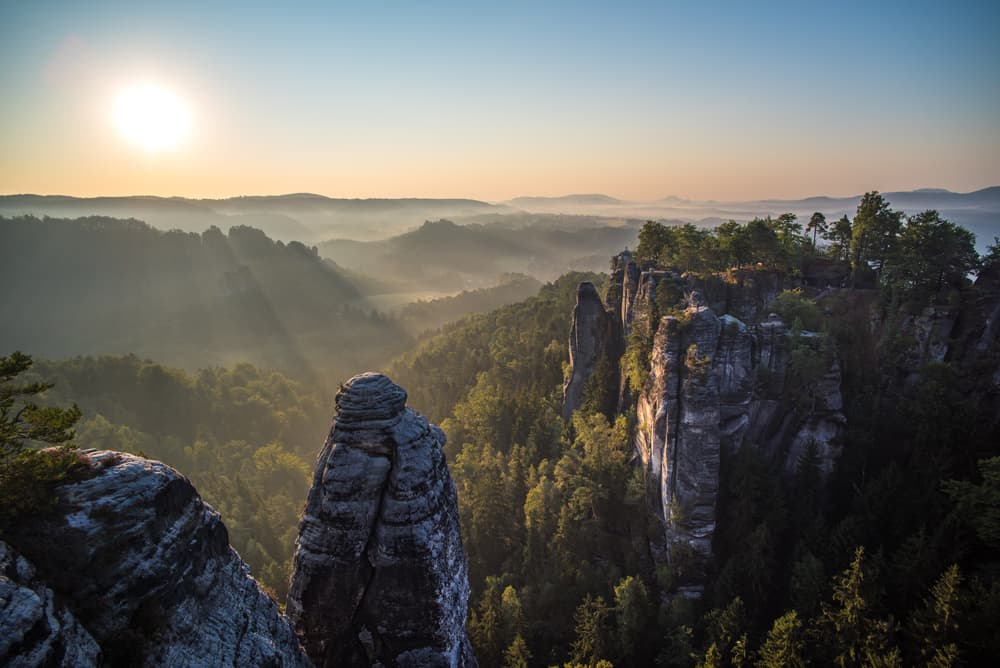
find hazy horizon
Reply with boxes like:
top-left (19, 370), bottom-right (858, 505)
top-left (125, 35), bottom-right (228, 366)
top-left (3, 1), bottom-right (999, 201)
top-left (3, 184), bottom-right (999, 205)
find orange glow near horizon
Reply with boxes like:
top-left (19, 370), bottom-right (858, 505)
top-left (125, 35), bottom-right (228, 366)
top-left (1, 4), bottom-right (998, 203)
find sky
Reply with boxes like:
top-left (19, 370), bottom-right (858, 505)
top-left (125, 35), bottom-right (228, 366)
top-left (1, 1), bottom-right (998, 202)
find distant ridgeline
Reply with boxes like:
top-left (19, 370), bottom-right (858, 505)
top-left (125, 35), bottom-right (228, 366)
top-left (391, 196), bottom-right (1000, 666)
top-left (0, 215), bottom-right (407, 383)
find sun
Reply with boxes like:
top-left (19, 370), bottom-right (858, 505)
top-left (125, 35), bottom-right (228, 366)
top-left (114, 84), bottom-right (191, 152)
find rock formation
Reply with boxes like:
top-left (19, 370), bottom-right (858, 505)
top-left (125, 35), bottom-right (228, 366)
top-left (594, 252), bottom-right (851, 596)
top-left (562, 282), bottom-right (615, 420)
top-left (0, 541), bottom-right (101, 667)
top-left (2, 450), bottom-right (310, 667)
top-left (632, 297), bottom-right (846, 595)
top-left (287, 372), bottom-right (476, 668)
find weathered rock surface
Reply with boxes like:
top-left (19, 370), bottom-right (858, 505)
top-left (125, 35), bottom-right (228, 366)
top-left (635, 300), bottom-right (724, 595)
top-left (562, 282), bottom-right (613, 420)
top-left (2, 450), bottom-right (310, 667)
top-left (0, 541), bottom-right (100, 667)
top-left (633, 294), bottom-right (845, 596)
top-left (287, 372), bottom-right (476, 668)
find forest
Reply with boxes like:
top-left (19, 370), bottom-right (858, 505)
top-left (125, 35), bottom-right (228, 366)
top-left (388, 193), bottom-right (1000, 666)
top-left (2, 192), bottom-right (999, 666)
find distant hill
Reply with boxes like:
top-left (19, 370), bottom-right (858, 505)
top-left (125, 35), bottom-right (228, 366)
top-left (319, 218), bottom-right (639, 290)
top-left (506, 193), bottom-right (625, 209)
top-left (0, 194), bottom-right (510, 243)
top-left (395, 274), bottom-right (543, 335)
top-left (0, 215), bottom-right (408, 383)
top-left (4, 186), bottom-right (995, 252)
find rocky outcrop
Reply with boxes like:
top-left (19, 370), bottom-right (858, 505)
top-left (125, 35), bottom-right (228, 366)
top-left (562, 282), bottom-right (614, 420)
top-left (614, 251), bottom-right (641, 337)
top-left (287, 372), bottom-right (476, 668)
top-left (633, 293), bottom-right (845, 596)
top-left (2, 450), bottom-right (310, 667)
top-left (635, 297), bottom-right (725, 595)
top-left (0, 541), bottom-right (101, 667)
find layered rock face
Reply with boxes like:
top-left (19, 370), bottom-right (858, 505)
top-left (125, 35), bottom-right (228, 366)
top-left (2, 450), bottom-right (310, 667)
top-left (287, 372), bottom-right (476, 668)
top-left (594, 251), bottom-right (850, 595)
top-left (0, 541), bottom-right (100, 667)
top-left (634, 299), bottom-right (723, 590)
top-left (632, 296), bottom-right (845, 595)
top-left (562, 282), bottom-right (614, 420)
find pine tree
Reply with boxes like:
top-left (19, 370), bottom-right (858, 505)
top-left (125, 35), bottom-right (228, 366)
top-left (571, 594), bottom-right (610, 667)
top-left (614, 575), bottom-right (652, 665)
top-left (0, 351), bottom-right (82, 527)
top-left (757, 611), bottom-right (807, 668)
top-left (503, 634), bottom-right (531, 668)
top-left (807, 212), bottom-right (828, 248)
top-left (815, 547), bottom-right (901, 667)
top-left (908, 564), bottom-right (961, 667)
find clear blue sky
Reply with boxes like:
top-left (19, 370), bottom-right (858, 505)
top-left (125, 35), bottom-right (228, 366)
top-left (1, 0), bottom-right (998, 200)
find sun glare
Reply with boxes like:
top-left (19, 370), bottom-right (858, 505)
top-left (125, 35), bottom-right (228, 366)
top-left (114, 84), bottom-right (190, 152)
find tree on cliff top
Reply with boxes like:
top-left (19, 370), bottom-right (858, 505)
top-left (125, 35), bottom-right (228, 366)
top-left (0, 351), bottom-right (82, 527)
top-left (850, 191), bottom-right (902, 285)
top-left (886, 210), bottom-right (979, 300)
top-left (807, 212), bottom-right (828, 248)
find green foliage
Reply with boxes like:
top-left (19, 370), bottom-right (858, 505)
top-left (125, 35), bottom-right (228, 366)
top-left (0, 352), bottom-right (83, 528)
top-left (470, 577), bottom-right (508, 668)
top-left (771, 290), bottom-right (822, 331)
top-left (711, 446), bottom-right (786, 616)
top-left (850, 192), bottom-right (903, 283)
top-left (580, 353), bottom-right (618, 420)
top-left (884, 210), bottom-right (979, 303)
top-left (756, 611), bottom-right (806, 668)
top-left (635, 217), bottom-right (812, 274)
top-left (786, 337), bottom-right (831, 416)
top-left (622, 317), bottom-right (653, 393)
top-left (942, 457), bottom-right (1000, 550)
top-left (807, 212), bottom-right (828, 248)
top-left (390, 272), bottom-right (602, 424)
top-left (815, 547), bottom-right (901, 668)
top-left (983, 236), bottom-right (1000, 268)
top-left (824, 215), bottom-right (853, 262)
top-left (391, 273), bottom-right (656, 664)
top-left (703, 597), bottom-right (747, 661)
top-left (503, 634), bottom-right (531, 668)
top-left (907, 564), bottom-right (961, 667)
top-left (613, 575), bottom-right (654, 666)
top-left (571, 594), bottom-right (611, 667)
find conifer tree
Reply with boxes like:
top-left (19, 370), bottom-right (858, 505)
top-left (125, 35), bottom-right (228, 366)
top-left (0, 351), bottom-right (82, 526)
top-left (757, 611), bottom-right (807, 668)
